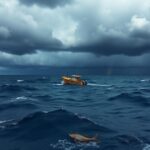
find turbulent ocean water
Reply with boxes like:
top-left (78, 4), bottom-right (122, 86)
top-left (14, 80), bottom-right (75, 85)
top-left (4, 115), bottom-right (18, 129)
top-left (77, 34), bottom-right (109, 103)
top-left (0, 75), bottom-right (150, 150)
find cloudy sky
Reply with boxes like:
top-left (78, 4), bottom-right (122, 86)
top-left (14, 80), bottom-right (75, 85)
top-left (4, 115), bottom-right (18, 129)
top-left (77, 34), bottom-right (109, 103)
top-left (0, 0), bottom-right (150, 73)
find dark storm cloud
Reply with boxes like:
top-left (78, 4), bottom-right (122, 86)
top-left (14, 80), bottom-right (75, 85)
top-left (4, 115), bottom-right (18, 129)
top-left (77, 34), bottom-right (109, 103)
top-left (0, 30), bottom-right (62, 55)
top-left (0, 22), bottom-right (150, 56)
top-left (1, 14), bottom-right (150, 56)
top-left (20, 0), bottom-right (73, 8)
top-left (130, 29), bottom-right (150, 39)
top-left (69, 33), bottom-right (150, 56)
top-left (0, 27), bottom-right (150, 56)
top-left (0, 18), bottom-right (63, 55)
top-left (0, 0), bottom-right (150, 60)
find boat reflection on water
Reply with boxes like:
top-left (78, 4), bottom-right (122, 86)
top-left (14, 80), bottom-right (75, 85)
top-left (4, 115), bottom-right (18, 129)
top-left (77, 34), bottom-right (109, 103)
top-left (62, 75), bottom-right (87, 86)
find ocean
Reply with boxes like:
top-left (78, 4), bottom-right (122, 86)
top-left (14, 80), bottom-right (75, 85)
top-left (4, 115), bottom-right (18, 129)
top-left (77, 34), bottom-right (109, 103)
top-left (0, 75), bottom-right (150, 150)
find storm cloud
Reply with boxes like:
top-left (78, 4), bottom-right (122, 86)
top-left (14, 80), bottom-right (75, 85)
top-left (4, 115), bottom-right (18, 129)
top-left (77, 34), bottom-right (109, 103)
top-left (20, 0), bottom-right (74, 8)
top-left (0, 0), bottom-right (150, 67)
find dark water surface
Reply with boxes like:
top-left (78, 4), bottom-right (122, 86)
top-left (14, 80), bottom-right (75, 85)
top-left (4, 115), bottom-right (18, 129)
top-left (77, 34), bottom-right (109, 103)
top-left (0, 75), bottom-right (150, 150)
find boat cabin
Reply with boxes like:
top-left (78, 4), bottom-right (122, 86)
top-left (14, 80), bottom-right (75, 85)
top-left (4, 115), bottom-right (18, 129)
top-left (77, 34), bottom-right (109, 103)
top-left (72, 75), bottom-right (81, 80)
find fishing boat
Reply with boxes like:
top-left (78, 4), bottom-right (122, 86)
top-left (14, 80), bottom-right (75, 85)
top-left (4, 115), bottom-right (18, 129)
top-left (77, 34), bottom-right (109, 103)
top-left (62, 75), bottom-right (87, 86)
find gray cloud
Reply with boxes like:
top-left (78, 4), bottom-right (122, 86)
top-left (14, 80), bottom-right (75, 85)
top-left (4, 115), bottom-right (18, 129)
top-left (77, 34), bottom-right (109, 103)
top-left (0, 29), bottom-right (62, 55)
top-left (0, 2), bottom-right (63, 55)
top-left (0, 51), bottom-right (150, 68)
top-left (20, 0), bottom-right (73, 8)
top-left (0, 0), bottom-right (150, 68)
top-left (0, 26), bottom-right (10, 39)
top-left (71, 35), bottom-right (150, 56)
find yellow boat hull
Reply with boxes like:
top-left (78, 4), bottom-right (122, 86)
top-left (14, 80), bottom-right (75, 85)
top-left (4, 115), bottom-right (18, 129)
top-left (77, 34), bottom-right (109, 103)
top-left (62, 76), bottom-right (87, 86)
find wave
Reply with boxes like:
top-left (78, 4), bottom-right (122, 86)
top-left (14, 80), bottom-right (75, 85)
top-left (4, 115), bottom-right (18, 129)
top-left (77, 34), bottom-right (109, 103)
top-left (50, 139), bottom-right (99, 150)
top-left (0, 102), bottom-right (37, 112)
top-left (52, 82), bottom-right (113, 88)
top-left (33, 77), bottom-right (48, 82)
top-left (103, 134), bottom-right (145, 150)
top-left (16, 109), bottom-right (112, 133)
top-left (24, 77), bottom-right (48, 83)
top-left (0, 109), bottom-right (111, 140)
top-left (108, 92), bottom-right (150, 107)
top-left (143, 144), bottom-right (150, 150)
top-left (17, 80), bottom-right (24, 83)
top-left (88, 83), bottom-right (112, 87)
top-left (52, 83), bottom-right (64, 86)
top-left (31, 95), bottom-right (52, 102)
top-left (139, 88), bottom-right (150, 93)
top-left (0, 109), bottom-right (147, 150)
top-left (16, 77), bottom-right (49, 84)
top-left (0, 119), bottom-right (14, 129)
top-left (141, 79), bottom-right (150, 82)
top-left (16, 96), bottom-right (28, 100)
top-left (0, 84), bottom-right (38, 93)
top-left (0, 119), bottom-right (13, 125)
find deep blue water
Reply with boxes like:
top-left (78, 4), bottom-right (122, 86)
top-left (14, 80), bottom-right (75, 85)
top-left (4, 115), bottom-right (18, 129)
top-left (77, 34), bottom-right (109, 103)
top-left (0, 75), bottom-right (150, 150)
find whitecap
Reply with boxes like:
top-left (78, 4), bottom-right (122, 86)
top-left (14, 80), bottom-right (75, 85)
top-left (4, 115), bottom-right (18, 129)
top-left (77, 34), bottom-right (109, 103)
top-left (0, 119), bottom-right (13, 129)
top-left (53, 81), bottom-right (65, 86)
top-left (0, 120), bottom-right (12, 124)
top-left (17, 80), bottom-right (24, 83)
top-left (107, 87), bottom-right (114, 90)
top-left (16, 96), bottom-right (27, 100)
top-left (14, 96), bottom-right (39, 102)
top-left (50, 139), bottom-right (100, 150)
top-left (53, 83), bottom-right (64, 86)
top-left (143, 144), bottom-right (150, 150)
top-left (88, 83), bottom-right (111, 87)
top-left (10, 96), bottom-right (28, 102)
top-left (141, 79), bottom-right (150, 82)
